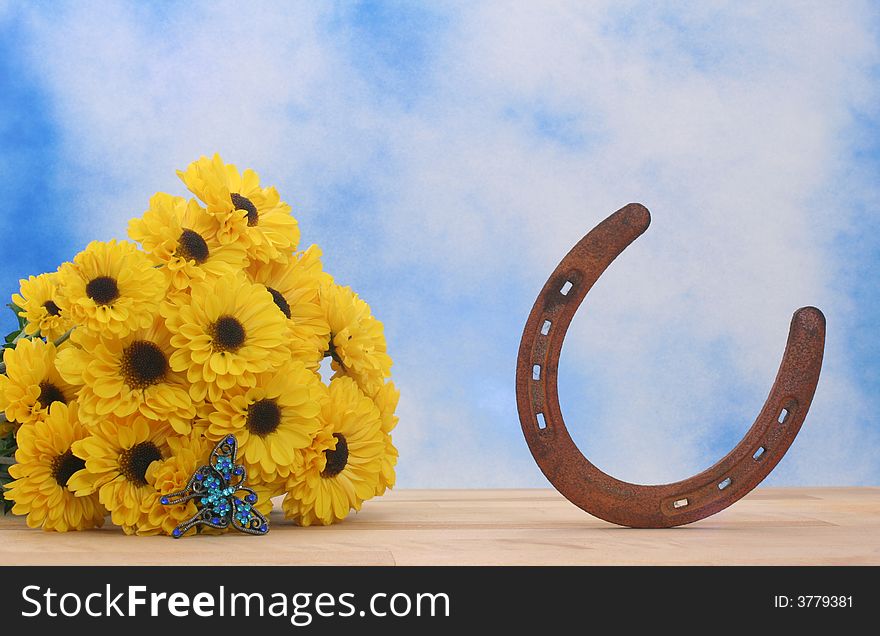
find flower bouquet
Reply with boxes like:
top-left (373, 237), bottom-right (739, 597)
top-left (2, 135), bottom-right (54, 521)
top-left (0, 155), bottom-right (398, 535)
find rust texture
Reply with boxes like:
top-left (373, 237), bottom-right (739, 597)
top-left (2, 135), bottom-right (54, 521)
top-left (515, 203), bottom-right (826, 528)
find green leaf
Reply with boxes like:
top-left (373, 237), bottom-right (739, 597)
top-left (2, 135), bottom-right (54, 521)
top-left (7, 303), bottom-right (26, 329)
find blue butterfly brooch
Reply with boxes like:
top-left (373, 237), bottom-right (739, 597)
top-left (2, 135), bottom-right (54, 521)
top-left (161, 435), bottom-right (269, 538)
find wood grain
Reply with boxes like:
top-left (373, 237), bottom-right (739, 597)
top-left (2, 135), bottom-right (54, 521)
top-left (2, 488), bottom-right (878, 565)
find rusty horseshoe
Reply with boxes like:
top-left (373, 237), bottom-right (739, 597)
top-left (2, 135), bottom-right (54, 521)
top-left (515, 203), bottom-right (825, 528)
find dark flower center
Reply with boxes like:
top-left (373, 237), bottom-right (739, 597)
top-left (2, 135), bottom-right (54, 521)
top-left (122, 341), bottom-right (168, 389)
top-left (246, 399), bottom-right (282, 437)
top-left (322, 433), bottom-right (349, 478)
top-left (52, 450), bottom-right (86, 488)
top-left (37, 381), bottom-right (67, 409)
top-left (267, 286), bottom-right (292, 319)
top-left (231, 192), bottom-right (259, 227)
top-left (176, 228), bottom-right (210, 264)
top-left (86, 276), bottom-right (120, 305)
top-left (213, 316), bottom-right (246, 352)
top-left (42, 300), bottom-right (62, 316)
top-left (120, 441), bottom-right (163, 487)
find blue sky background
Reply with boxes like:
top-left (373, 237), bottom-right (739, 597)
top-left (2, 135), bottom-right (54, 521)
top-left (0, 1), bottom-right (877, 487)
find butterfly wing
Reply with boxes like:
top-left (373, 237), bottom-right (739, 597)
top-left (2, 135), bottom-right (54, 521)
top-left (161, 465), bottom-right (218, 506)
top-left (210, 435), bottom-right (239, 482)
top-left (229, 490), bottom-right (269, 535)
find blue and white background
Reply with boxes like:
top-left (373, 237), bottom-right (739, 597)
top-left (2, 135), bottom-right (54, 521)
top-left (1, 1), bottom-right (878, 487)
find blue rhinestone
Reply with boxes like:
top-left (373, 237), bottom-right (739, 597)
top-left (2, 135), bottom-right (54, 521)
top-left (260, 524), bottom-right (267, 532)
top-left (195, 473), bottom-right (203, 481)
top-left (246, 494), bottom-right (256, 503)
top-left (235, 467), bottom-right (243, 475)
top-left (160, 496), bottom-right (169, 505)
top-left (226, 436), bottom-right (234, 444)
top-left (212, 517), bottom-right (220, 524)
top-left (172, 528), bottom-right (181, 537)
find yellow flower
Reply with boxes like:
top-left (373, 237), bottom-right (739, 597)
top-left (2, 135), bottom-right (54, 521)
top-left (139, 434), bottom-right (210, 536)
top-left (56, 318), bottom-right (197, 434)
top-left (373, 381), bottom-right (400, 434)
top-left (165, 273), bottom-right (289, 403)
top-left (376, 434), bottom-right (398, 497)
top-left (12, 273), bottom-right (74, 341)
top-left (206, 362), bottom-right (323, 485)
top-left (4, 403), bottom-right (105, 531)
top-left (246, 244), bottom-right (331, 371)
top-left (56, 240), bottom-right (166, 338)
top-left (68, 414), bottom-right (172, 534)
top-left (282, 376), bottom-right (385, 526)
top-left (128, 193), bottom-right (248, 294)
top-left (178, 154), bottom-right (299, 263)
top-left (372, 381), bottom-right (400, 496)
top-left (320, 282), bottom-right (392, 396)
top-left (0, 338), bottom-right (76, 427)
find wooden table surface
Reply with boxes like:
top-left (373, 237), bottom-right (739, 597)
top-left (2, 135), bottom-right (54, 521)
top-left (2, 488), bottom-right (878, 565)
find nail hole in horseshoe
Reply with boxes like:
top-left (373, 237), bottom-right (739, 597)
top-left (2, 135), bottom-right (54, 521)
top-left (673, 498), bottom-right (689, 508)
top-left (540, 320), bottom-right (552, 335)
top-left (718, 477), bottom-right (731, 490)
top-left (753, 446), bottom-right (766, 460)
top-left (560, 280), bottom-right (573, 295)
top-left (778, 408), bottom-right (790, 424)
top-left (532, 364), bottom-right (541, 380)
top-left (536, 412), bottom-right (547, 430)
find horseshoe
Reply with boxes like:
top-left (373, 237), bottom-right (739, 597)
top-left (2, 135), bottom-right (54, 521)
top-left (515, 203), bottom-right (825, 528)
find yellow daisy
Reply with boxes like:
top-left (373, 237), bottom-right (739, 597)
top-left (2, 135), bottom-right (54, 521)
top-left (68, 414), bottom-right (172, 534)
top-left (139, 434), bottom-right (210, 536)
top-left (372, 381), bottom-right (400, 496)
top-left (12, 272), bottom-right (74, 341)
top-left (56, 240), bottom-right (166, 338)
top-left (246, 244), bottom-right (330, 371)
top-left (56, 318), bottom-right (197, 434)
top-left (206, 361), bottom-right (323, 484)
top-left (320, 282), bottom-right (392, 396)
top-left (128, 192), bottom-right (248, 294)
top-left (178, 154), bottom-right (300, 263)
top-left (165, 273), bottom-right (289, 403)
top-left (282, 376), bottom-right (385, 526)
top-left (4, 403), bottom-right (105, 531)
top-left (0, 338), bottom-right (76, 428)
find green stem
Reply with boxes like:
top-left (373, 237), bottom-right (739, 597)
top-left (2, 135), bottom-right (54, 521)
top-left (53, 327), bottom-right (75, 347)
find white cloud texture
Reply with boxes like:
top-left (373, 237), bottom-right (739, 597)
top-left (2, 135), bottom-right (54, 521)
top-left (7, 1), bottom-right (879, 487)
